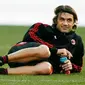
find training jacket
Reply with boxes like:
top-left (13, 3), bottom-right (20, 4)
top-left (22, 22), bottom-right (84, 73)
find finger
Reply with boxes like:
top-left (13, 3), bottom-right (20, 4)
top-left (62, 62), bottom-right (72, 70)
top-left (64, 67), bottom-right (71, 71)
top-left (64, 60), bottom-right (69, 63)
top-left (64, 65), bottom-right (72, 71)
top-left (62, 64), bottom-right (72, 70)
top-left (67, 51), bottom-right (73, 59)
top-left (62, 61), bottom-right (70, 67)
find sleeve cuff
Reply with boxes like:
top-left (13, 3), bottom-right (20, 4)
top-left (49, 47), bottom-right (58, 55)
top-left (71, 63), bottom-right (82, 73)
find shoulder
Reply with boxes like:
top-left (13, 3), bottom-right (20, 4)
top-left (32, 22), bottom-right (51, 28)
top-left (73, 33), bottom-right (83, 46)
top-left (74, 33), bottom-right (82, 41)
top-left (30, 22), bottom-right (53, 32)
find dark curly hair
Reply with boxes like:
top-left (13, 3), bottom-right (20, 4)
top-left (53, 5), bottom-right (78, 29)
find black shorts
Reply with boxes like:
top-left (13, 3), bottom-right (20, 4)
top-left (8, 42), bottom-right (61, 73)
top-left (8, 42), bottom-right (44, 67)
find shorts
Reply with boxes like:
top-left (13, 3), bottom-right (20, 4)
top-left (8, 42), bottom-right (44, 67)
top-left (8, 42), bottom-right (61, 73)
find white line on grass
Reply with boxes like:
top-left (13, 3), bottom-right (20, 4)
top-left (0, 79), bottom-right (85, 82)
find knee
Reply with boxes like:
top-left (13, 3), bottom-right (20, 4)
top-left (43, 62), bottom-right (53, 75)
top-left (35, 62), bottom-right (53, 75)
top-left (38, 45), bottom-right (51, 58)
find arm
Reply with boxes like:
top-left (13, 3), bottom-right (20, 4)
top-left (71, 36), bottom-right (84, 73)
top-left (22, 23), bottom-right (54, 48)
top-left (22, 23), bottom-right (73, 59)
top-left (59, 36), bottom-right (84, 73)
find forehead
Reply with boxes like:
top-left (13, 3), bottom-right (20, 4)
top-left (58, 12), bottom-right (74, 19)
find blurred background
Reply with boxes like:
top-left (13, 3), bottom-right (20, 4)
top-left (0, 0), bottom-right (85, 26)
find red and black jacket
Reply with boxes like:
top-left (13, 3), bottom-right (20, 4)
top-left (22, 22), bottom-right (84, 73)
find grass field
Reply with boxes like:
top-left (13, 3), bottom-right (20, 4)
top-left (0, 25), bottom-right (85, 85)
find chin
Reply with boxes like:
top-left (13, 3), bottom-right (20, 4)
top-left (61, 30), bottom-right (69, 33)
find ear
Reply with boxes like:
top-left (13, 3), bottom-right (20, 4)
top-left (72, 21), bottom-right (78, 29)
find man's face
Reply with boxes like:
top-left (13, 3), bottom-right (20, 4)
top-left (56, 12), bottom-right (74, 33)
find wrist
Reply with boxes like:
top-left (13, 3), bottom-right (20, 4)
top-left (49, 47), bottom-right (58, 55)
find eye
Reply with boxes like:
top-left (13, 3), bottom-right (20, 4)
top-left (67, 18), bottom-right (72, 22)
top-left (60, 18), bottom-right (65, 21)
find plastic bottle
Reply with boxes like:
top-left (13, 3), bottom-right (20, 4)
top-left (60, 57), bottom-right (70, 74)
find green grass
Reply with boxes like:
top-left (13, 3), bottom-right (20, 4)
top-left (0, 26), bottom-right (85, 85)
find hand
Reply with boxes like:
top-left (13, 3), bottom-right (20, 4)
top-left (61, 60), bottom-right (72, 71)
top-left (57, 48), bottom-right (73, 59)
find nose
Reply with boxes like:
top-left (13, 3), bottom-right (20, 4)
top-left (63, 20), bottom-right (68, 25)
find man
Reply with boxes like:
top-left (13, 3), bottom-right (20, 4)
top-left (0, 5), bottom-right (84, 75)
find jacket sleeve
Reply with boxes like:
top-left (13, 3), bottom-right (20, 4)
top-left (71, 36), bottom-right (84, 73)
top-left (22, 22), bottom-right (54, 48)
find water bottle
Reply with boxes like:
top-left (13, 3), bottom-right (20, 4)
top-left (60, 57), bottom-right (70, 74)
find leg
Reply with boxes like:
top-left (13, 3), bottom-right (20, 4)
top-left (0, 62), bottom-right (53, 75)
top-left (0, 42), bottom-right (51, 66)
top-left (8, 45), bottom-right (50, 62)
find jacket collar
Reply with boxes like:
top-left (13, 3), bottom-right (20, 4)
top-left (52, 24), bottom-right (75, 36)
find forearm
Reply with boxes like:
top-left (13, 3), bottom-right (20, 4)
top-left (71, 57), bottom-right (83, 73)
top-left (49, 48), bottom-right (72, 59)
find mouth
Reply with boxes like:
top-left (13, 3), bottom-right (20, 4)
top-left (60, 27), bottom-right (69, 32)
top-left (62, 27), bottom-right (68, 30)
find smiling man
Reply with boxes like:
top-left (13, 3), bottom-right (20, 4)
top-left (56, 12), bottom-right (74, 32)
top-left (0, 5), bottom-right (84, 75)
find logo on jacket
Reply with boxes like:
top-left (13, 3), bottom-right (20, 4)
top-left (54, 36), bottom-right (57, 39)
top-left (71, 39), bottom-right (76, 45)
